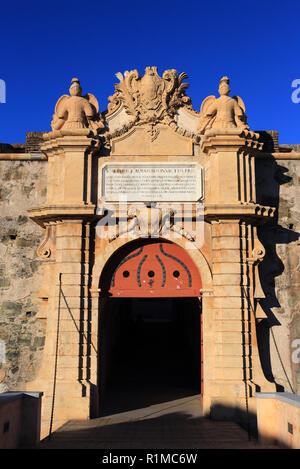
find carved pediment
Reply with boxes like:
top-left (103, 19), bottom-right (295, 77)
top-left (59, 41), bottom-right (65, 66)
top-left (110, 125), bottom-right (193, 155)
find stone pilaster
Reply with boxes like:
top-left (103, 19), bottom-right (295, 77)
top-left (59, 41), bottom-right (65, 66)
top-left (27, 130), bottom-right (99, 437)
top-left (202, 129), bottom-right (276, 423)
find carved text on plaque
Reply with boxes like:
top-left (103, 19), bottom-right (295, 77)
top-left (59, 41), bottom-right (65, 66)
top-left (99, 162), bottom-right (203, 202)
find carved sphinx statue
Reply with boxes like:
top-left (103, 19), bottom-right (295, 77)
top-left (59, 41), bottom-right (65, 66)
top-left (51, 78), bottom-right (104, 131)
top-left (198, 76), bottom-right (249, 134)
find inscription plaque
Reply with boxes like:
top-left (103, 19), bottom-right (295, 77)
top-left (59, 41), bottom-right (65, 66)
top-left (99, 162), bottom-right (203, 202)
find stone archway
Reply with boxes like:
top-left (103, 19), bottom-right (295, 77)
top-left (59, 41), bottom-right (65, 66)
top-left (97, 238), bottom-right (204, 416)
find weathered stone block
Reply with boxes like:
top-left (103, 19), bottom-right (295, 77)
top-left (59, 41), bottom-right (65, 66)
top-left (19, 333), bottom-right (32, 345)
top-left (1, 301), bottom-right (22, 317)
top-left (214, 285), bottom-right (243, 297)
top-left (212, 262), bottom-right (242, 274)
top-left (214, 367), bottom-right (245, 380)
top-left (212, 249), bottom-right (242, 263)
top-left (214, 320), bottom-right (247, 332)
top-left (33, 336), bottom-right (45, 348)
top-left (15, 237), bottom-right (35, 248)
top-left (213, 274), bottom-right (244, 285)
top-left (214, 331), bottom-right (249, 344)
top-left (0, 277), bottom-right (10, 288)
top-left (211, 222), bottom-right (240, 237)
top-left (212, 237), bottom-right (241, 250)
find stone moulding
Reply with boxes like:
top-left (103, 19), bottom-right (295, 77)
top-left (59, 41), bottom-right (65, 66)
top-left (201, 129), bottom-right (263, 153)
top-left (0, 153), bottom-right (47, 160)
top-left (28, 204), bottom-right (96, 228)
top-left (204, 203), bottom-right (276, 222)
top-left (43, 128), bottom-right (97, 140)
top-left (103, 105), bottom-right (201, 147)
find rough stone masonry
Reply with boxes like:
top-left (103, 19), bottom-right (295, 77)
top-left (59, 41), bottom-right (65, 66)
top-left (0, 153), bottom-right (47, 392)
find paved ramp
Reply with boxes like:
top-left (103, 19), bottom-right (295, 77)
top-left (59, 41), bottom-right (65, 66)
top-left (37, 393), bottom-right (274, 449)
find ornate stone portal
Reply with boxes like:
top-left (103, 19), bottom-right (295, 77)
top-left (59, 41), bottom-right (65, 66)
top-left (28, 69), bottom-right (276, 438)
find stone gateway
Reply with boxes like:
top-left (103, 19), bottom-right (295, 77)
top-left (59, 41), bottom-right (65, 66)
top-left (0, 70), bottom-right (299, 440)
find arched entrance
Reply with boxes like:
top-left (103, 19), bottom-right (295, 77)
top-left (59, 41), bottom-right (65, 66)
top-left (98, 239), bottom-right (203, 416)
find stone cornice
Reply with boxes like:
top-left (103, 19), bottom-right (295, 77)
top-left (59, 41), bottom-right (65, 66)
top-left (201, 129), bottom-right (263, 154)
top-left (28, 204), bottom-right (96, 227)
top-left (41, 131), bottom-right (99, 154)
top-left (41, 130), bottom-right (101, 154)
top-left (256, 152), bottom-right (300, 160)
top-left (0, 153), bottom-right (47, 160)
top-left (204, 203), bottom-right (276, 223)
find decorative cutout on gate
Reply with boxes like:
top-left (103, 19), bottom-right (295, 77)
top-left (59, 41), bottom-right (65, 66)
top-left (100, 240), bottom-right (202, 298)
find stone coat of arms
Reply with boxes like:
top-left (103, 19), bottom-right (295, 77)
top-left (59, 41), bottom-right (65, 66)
top-left (107, 66), bottom-right (192, 125)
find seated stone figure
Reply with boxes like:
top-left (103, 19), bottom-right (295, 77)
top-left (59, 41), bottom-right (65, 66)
top-left (198, 76), bottom-right (249, 134)
top-left (51, 78), bottom-right (104, 131)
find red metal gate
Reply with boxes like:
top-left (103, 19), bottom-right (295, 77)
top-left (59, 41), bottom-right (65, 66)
top-left (100, 239), bottom-right (202, 298)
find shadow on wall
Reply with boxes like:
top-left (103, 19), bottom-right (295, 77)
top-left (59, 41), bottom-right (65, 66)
top-left (255, 151), bottom-right (300, 393)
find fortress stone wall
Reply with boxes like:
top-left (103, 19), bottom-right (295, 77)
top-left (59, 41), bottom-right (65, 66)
top-left (256, 154), bottom-right (300, 394)
top-left (0, 154), bottom-right (47, 391)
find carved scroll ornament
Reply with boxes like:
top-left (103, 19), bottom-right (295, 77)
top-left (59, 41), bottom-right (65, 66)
top-left (36, 224), bottom-right (56, 261)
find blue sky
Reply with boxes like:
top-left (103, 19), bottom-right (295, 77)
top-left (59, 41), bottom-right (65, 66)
top-left (1, 0), bottom-right (300, 144)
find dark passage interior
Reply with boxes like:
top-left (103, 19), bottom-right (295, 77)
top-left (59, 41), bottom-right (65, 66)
top-left (98, 297), bottom-right (202, 416)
